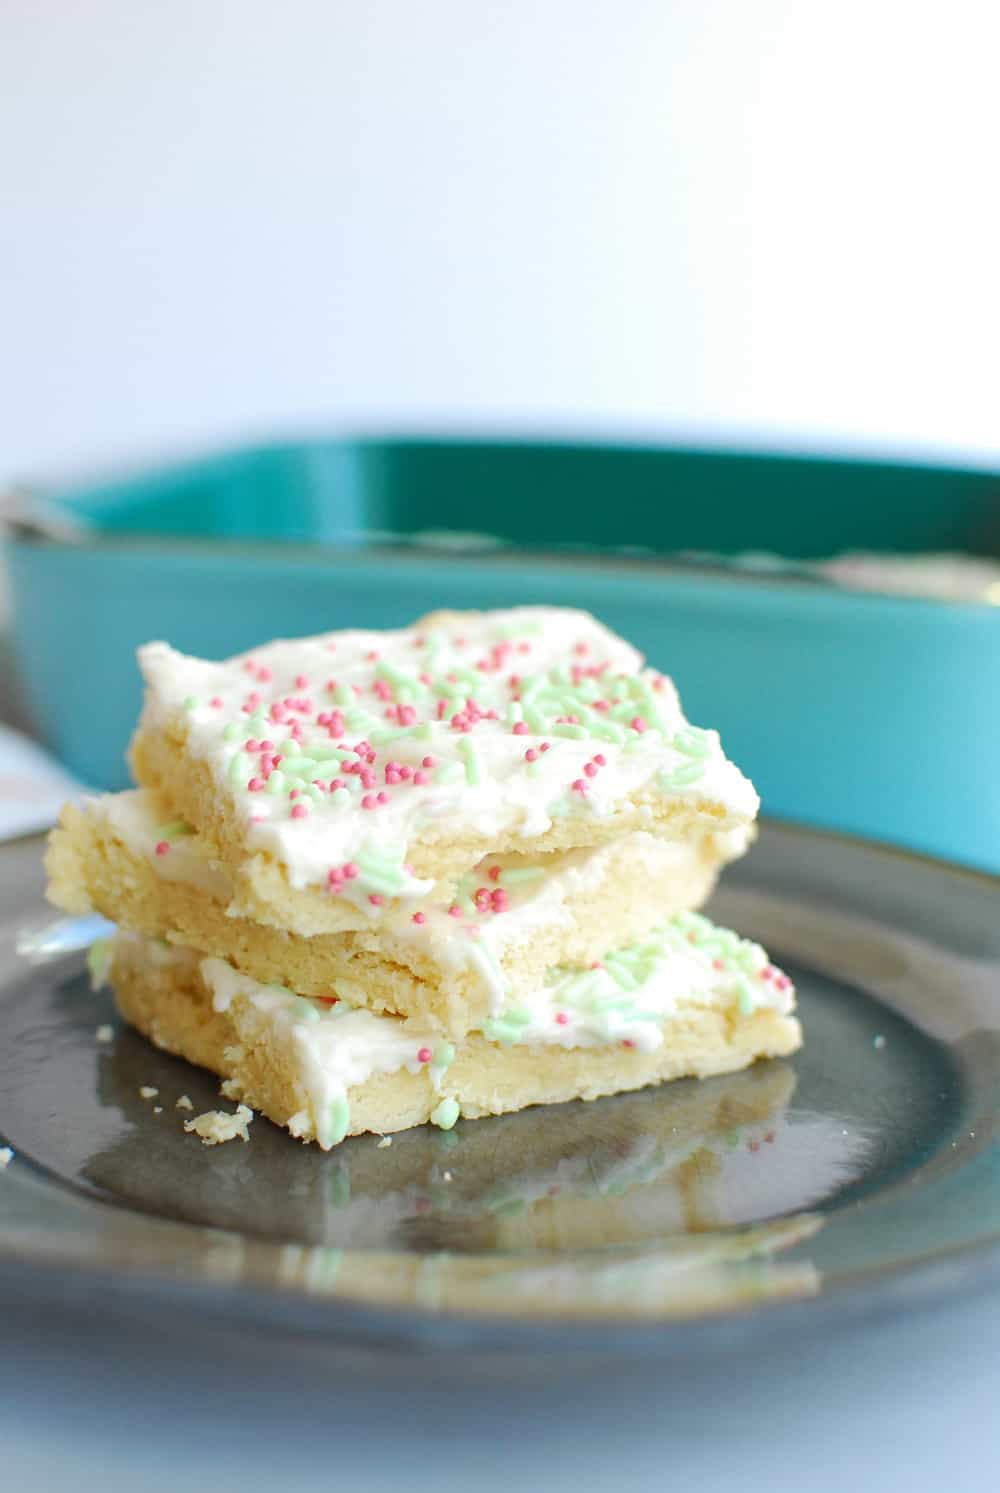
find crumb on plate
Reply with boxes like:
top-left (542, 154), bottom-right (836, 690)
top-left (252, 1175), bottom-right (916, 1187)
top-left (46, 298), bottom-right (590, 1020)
top-left (183, 1104), bottom-right (254, 1146)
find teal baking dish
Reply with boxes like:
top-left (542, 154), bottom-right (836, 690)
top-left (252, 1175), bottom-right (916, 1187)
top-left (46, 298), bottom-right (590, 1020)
top-left (5, 436), bottom-right (1000, 871)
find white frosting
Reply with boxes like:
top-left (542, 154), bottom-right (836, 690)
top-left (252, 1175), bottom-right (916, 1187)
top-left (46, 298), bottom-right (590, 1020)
top-left (99, 791), bottom-right (233, 899)
top-left (137, 607), bottom-right (758, 895)
top-left (187, 910), bottom-right (794, 1149)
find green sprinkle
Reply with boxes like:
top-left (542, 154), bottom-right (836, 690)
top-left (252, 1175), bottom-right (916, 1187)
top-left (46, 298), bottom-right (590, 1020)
top-left (266, 770), bottom-right (287, 795)
top-left (672, 727), bottom-right (712, 759)
top-left (293, 997), bottom-right (321, 1023)
top-left (498, 865), bottom-right (545, 887)
top-left (658, 761), bottom-right (706, 790)
top-left (413, 723), bottom-right (434, 741)
top-left (484, 1018), bottom-right (520, 1045)
top-left (430, 1097), bottom-right (460, 1131)
top-left (86, 938), bottom-right (113, 988)
top-left (333, 683), bottom-right (354, 706)
top-left (588, 720), bottom-right (626, 745)
top-left (330, 787), bottom-right (351, 807)
top-left (735, 977), bottom-right (756, 1016)
top-left (222, 722), bottom-right (242, 742)
top-left (434, 762), bottom-right (465, 786)
top-left (280, 738), bottom-right (301, 756)
top-left (457, 737), bottom-right (480, 785)
top-left (523, 706), bottom-right (548, 734)
top-left (327, 1095), bottom-right (351, 1146)
top-left (368, 726), bottom-right (417, 745)
top-left (376, 660), bottom-right (418, 688)
top-left (506, 701), bottom-right (524, 725)
top-left (432, 1042), bottom-right (456, 1069)
top-left (553, 723), bottom-right (588, 740)
top-left (183, 695), bottom-right (198, 711)
top-left (228, 751), bottom-right (250, 786)
top-left (155, 818), bottom-right (194, 841)
top-left (502, 1006), bottom-right (532, 1027)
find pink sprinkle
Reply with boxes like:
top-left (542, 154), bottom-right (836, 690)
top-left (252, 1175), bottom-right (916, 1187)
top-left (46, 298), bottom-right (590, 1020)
top-left (622, 1038), bottom-right (636, 1050)
top-left (421, 756), bottom-right (435, 769)
top-left (289, 789), bottom-right (300, 800)
top-left (245, 691), bottom-right (261, 709)
top-left (630, 716), bottom-right (647, 733)
top-left (291, 803), bottom-right (309, 819)
top-left (448, 905), bottom-right (463, 918)
top-left (295, 673), bottom-right (309, 689)
top-left (571, 779), bottom-right (588, 794)
top-left (417, 1046), bottom-right (433, 1064)
top-left (775, 974), bottom-right (791, 991)
top-left (450, 713), bottom-right (470, 732)
top-left (256, 666), bottom-right (272, 683)
top-left (712, 958), bottom-right (725, 970)
top-left (398, 705), bottom-right (417, 726)
top-left (360, 768), bottom-right (376, 789)
top-left (590, 961), bottom-right (604, 969)
top-left (488, 865), bottom-right (502, 882)
top-left (369, 893), bottom-right (384, 906)
top-left (376, 791), bottom-right (390, 805)
top-left (490, 888), bottom-right (509, 913)
top-left (412, 911), bottom-right (427, 925)
top-left (540, 742), bottom-right (551, 753)
top-left (554, 1011), bottom-right (569, 1026)
top-left (573, 641), bottom-right (589, 655)
top-left (525, 748), bottom-right (538, 762)
top-left (512, 721), bottom-right (528, 735)
top-left (325, 679), bottom-right (338, 694)
top-left (583, 762), bottom-right (598, 778)
top-left (154, 841), bottom-right (170, 857)
top-left (327, 869), bottom-right (344, 889)
top-left (210, 696), bottom-right (224, 709)
top-left (361, 794), bottom-right (377, 810)
top-left (517, 641), bottom-right (531, 653)
top-left (593, 753), bottom-right (606, 766)
top-left (366, 650), bottom-right (379, 662)
top-left (259, 739), bottom-right (273, 752)
top-left (247, 777), bottom-right (265, 792)
top-left (343, 863), bottom-right (359, 879)
top-left (413, 770), bottom-right (430, 785)
top-left (245, 738), bottom-right (259, 752)
top-left (474, 888), bottom-right (492, 912)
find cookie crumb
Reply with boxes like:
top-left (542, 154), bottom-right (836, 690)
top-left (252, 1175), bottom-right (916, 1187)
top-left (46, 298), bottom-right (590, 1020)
top-left (443, 1169), bottom-right (453, 1182)
top-left (153, 1106), bottom-right (163, 1114)
top-left (184, 1104), bottom-right (253, 1146)
top-left (220, 1078), bottom-right (241, 1099)
top-left (139, 1085), bottom-right (159, 1100)
top-left (873, 1034), bottom-right (886, 1049)
top-left (0, 1147), bottom-right (13, 1169)
top-left (176, 1094), bottom-right (194, 1111)
top-left (96, 1024), bottom-right (114, 1043)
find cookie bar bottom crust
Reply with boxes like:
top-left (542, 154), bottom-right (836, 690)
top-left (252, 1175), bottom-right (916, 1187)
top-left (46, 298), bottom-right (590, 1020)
top-left (109, 940), bottom-right (802, 1150)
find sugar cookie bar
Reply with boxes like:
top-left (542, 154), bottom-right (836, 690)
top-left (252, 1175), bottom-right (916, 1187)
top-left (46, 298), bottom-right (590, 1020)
top-left (128, 608), bottom-right (759, 938)
top-left (47, 789), bottom-right (749, 1037)
top-left (107, 913), bottom-right (800, 1150)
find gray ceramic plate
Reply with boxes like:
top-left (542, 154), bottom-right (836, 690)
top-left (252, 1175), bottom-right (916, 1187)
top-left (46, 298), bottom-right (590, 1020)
top-left (0, 822), bottom-right (998, 1358)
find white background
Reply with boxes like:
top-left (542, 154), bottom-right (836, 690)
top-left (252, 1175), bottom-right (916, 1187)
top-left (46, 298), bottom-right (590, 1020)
top-left (3, 1), bottom-right (1000, 481)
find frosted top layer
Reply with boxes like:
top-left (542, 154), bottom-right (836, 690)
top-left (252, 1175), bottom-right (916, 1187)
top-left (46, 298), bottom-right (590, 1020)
top-left (137, 606), bottom-right (758, 894)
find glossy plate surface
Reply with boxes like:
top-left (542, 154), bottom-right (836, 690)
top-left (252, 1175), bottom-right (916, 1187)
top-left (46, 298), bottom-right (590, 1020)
top-left (0, 823), bottom-right (998, 1356)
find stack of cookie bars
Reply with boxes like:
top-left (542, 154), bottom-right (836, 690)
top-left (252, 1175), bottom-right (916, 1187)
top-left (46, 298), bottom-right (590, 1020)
top-left (47, 607), bottom-right (799, 1148)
